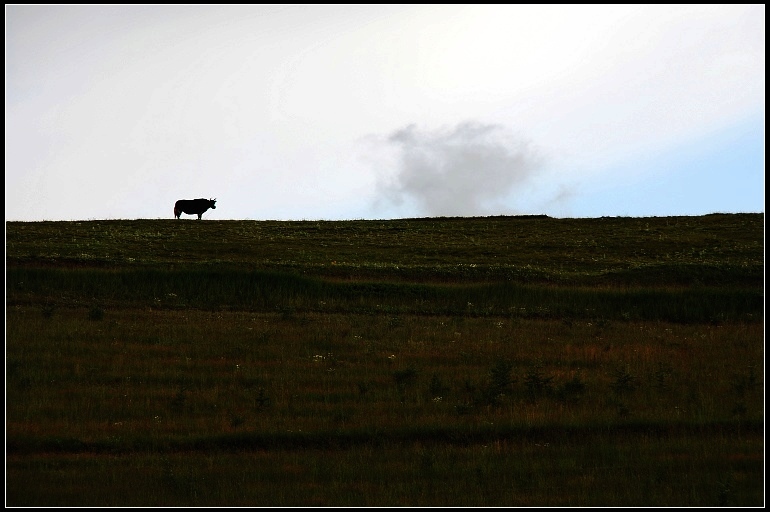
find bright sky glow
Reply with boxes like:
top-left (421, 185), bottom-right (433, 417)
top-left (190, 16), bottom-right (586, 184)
top-left (5, 5), bottom-right (765, 221)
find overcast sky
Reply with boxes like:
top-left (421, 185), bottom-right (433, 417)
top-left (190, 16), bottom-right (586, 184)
top-left (6, 5), bottom-right (765, 221)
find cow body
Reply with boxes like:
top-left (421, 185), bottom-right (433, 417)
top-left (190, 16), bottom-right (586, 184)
top-left (174, 198), bottom-right (217, 220)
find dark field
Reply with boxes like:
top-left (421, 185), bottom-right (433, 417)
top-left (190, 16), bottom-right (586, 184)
top-left (5, 213), bottom-right (764, 506)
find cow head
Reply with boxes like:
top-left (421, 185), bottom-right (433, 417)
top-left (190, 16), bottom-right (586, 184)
top-left (210, 198), bottom-right (217, 209)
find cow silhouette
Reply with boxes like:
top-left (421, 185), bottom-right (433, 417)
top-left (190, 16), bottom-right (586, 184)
top-left (174, 198), bottom-right (217, 220)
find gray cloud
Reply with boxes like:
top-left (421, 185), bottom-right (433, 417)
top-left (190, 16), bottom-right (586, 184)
top-left (377, 122), bottom-right (544, 217)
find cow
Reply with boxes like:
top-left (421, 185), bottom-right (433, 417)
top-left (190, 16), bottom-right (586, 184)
top-left (174, 198), bottom-right (217, 220)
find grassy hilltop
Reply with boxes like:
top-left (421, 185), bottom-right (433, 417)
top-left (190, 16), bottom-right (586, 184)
top-left (5, 214), bottom-right (765, 506)
top-left (6, 213), bottom-right (764, 282)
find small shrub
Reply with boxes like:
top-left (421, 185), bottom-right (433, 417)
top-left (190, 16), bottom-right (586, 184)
top-left (524, 362), bottom-right (553, 402)
top-left (654, 363), bottom-right (673, 392)
top-left (489, 360), bottom-right (515, 394)
top-left (474, 360), bottom-right (516, 406)
top-left (454, 402), bottom-right (473, 416)
top-left (387, 316), bottom-right (403, 328)
top-left (393, 367), bottom-right (418, 399)
top-left (731, 365), bottom-right (759, 396)
top-left (427, 373), bottom-right (449, 399)
top-left (254, 388), bottom-right (271, 409)
top-left (170, 387), bottom-right (187, 412)
top-left (41, 303), bottom-right (55, 319)
top-left (717, 476), bottom-right (733, 506)
top-left (88, 306), bottom-right (105, 321)
top-left (730, 401), bottom-right (747, 418)
top-left (278, 306), bottom-right (296, 321)
top-left (610, 366), bottom-right (636, 395)
top-left (555, 374), bottom-right (586, 403)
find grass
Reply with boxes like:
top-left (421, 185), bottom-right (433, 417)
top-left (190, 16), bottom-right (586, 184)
top-left (7, 434), bottom-right (764, 506)
top-left (7, 267), bottom-right (762, 322)
top-left (4, 213), bottom-right (764, 506)
top-left (6, 214), bottom-right (763, 284)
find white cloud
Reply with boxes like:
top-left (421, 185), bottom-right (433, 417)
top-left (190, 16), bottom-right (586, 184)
top-left (373, 122), bottom-right (544, 217)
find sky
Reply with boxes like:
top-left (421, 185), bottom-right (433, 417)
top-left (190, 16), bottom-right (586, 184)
top-left (5, 4), bottom-right (765, 221)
